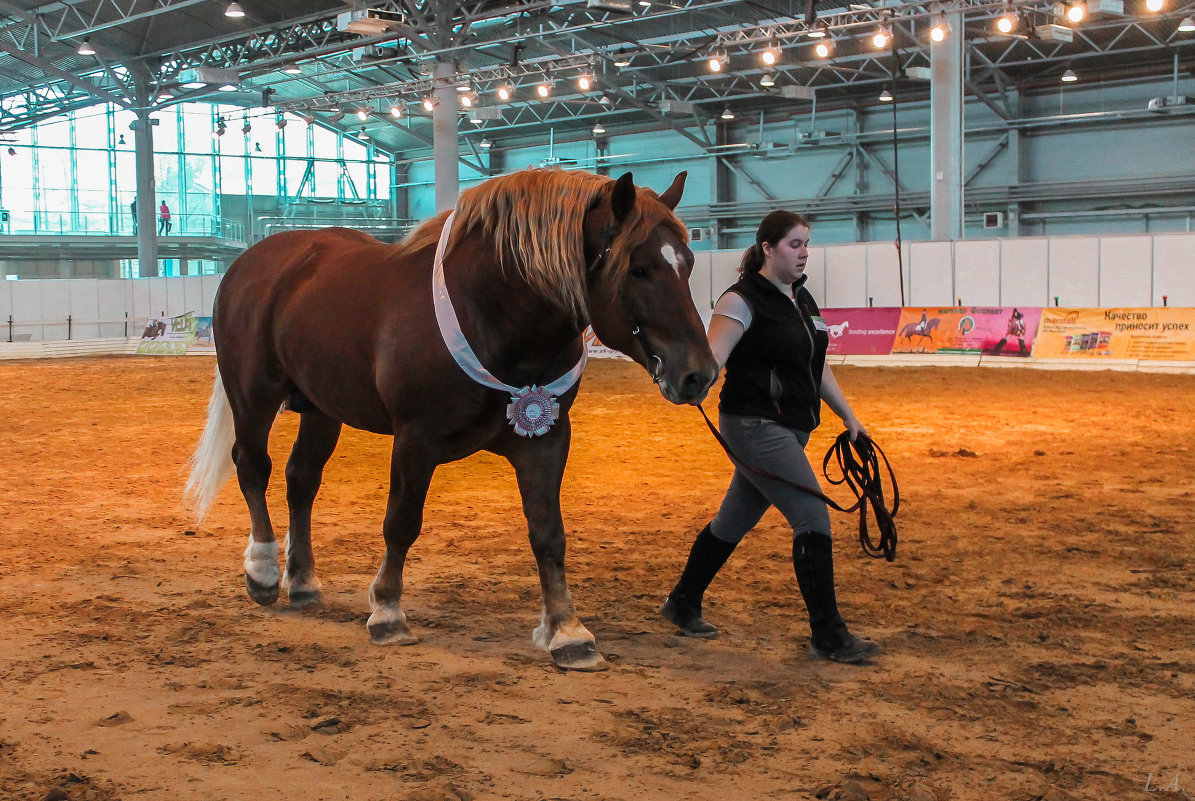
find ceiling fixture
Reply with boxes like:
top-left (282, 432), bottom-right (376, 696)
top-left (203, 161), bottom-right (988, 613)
top-left (879, 88), bottom-right (894, 102)
top-left (1064, 1), bottom-right (1086, 23)
top-left (708, 51), bottom-right (726, 72)
top-left (872, 25), bottom-right (891, 48)
top-left (390, 105), bottom-right (402, 118)
top-left (1177, 15), bottom-right (1195, 30)
top-left (759, 72), bottom-right (775, 87)
top-left (479, 137), bottom-right (492, 149)
top-left (356, 109), bottom-right (369, 121)
top-left (929, 15), bottom-right (949, 42)
top-left (77, 38), bottom-right (96, 56)
top-left (1145, 0), bottom-right (1164, 9)
top-left (241, 120), bottom-right (251, 135)
top-left (720, 106), bottom-right (734, 120)
top-left (275, 116), bottom-right (287, 130)
top-left (592, 121), bottom-right (606, 134)
top-left (283, 62), bottom-right (302, 75)
top-left (536, 81), bottom-right (552, 98)
top-left (422, 96), bottom-right (435, 112)
top-left (807, 20), bottom-right (828, 38)
top-left (358, 129), bottom-right (369, 140)
top-left (598, 94), bottom-right (612, 105)
top-left (1061, 68), bottom-right (1078, 81)
top-left (254, 142), bottom-right (262, 152)
top-left (329, 110), bottom-right (345, 123)
top-left (117, 134), bottom-right (125, 145)
top-left (456, 83), bottom-right (471, 93)
top-left (996, 9), bottom-right (1017, 33)
top-left (814, 38), bottom-right (834, 58)
top-left (760, 43), bottom-right (780, 65)
top-left (496, 84), bottom-right (513, 101)
top-left (225, 2), bottom-right (245, 18)
top-left (613, 48), bottom-right (632, 67)
top-left (577, 72), bottom-right (593, 91)
top-left (459, 93), bottom-right (474, 107)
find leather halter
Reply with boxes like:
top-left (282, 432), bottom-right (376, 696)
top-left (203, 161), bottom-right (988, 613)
top-left (587, 228), bottom-right (665, 383)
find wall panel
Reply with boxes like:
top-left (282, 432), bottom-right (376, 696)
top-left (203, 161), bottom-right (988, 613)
top-left (1098, 235), bottom-right (1152, 307)
top-left (908, 242), bottom-right (954, 307)
top-left (865, 243), bottom-right (905, 307)
top-left (1048, 238), bottom-right (1099, 307)
top-left (999, 239), bottom-right (1049, 307)
top-left (1151, 233), bottom-right (1195, 307)
top-left (954, 240), bottom-right (1000, 305)
top-left (824, 244), bottom-right (868, 307)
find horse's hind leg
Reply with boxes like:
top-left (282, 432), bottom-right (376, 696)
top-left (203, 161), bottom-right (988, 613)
top-left (283, 410), bottom-right (342, 608)
top-left (229, 396), bottom-right (285, 606)
top-left (366, 435), bottom-right (435, 645)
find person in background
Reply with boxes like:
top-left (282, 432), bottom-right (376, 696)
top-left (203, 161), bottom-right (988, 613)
top-left (158, 201), bottom-right (172, 235)
top-left (661, 209), bottom-right (880, 664)
top-left (130, 197), bottom-right (137, 234)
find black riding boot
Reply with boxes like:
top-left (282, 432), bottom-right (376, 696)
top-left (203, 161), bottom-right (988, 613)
top-left (661, 524), bottom-right (738, 637)
top-left (792, 531), bottom-right (879, 663)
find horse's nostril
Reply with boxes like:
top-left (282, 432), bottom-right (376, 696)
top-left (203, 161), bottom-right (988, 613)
top-left (680, 371), bottom-right (706, 399)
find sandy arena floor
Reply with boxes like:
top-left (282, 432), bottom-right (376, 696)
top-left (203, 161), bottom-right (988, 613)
top-left (0, 357), bottom-right (1192, 801)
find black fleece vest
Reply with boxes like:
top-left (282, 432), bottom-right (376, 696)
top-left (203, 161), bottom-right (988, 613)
top-left (718, 271), bottom-right (828, 432)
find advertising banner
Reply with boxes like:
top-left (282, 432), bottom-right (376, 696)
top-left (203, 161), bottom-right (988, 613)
top-left (1033, 308), bottom-right (1195, 360)
top-left (135, 312), bottom-right (198, 356)
top-left (891, 306), bottom-right (1042, 356)
top-left (584, 326), bottom-right (629, 360)
top-left (821, 308), bottom-right (902, 355)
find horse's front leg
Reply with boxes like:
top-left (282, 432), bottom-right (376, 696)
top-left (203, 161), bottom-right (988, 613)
top-left (504, 421), bottom-right (607, 672)
top-left (367, 435), bottom-right (436, 646)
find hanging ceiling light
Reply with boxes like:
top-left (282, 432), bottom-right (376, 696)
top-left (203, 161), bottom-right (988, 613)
top-left (807, 20), bottom-right (828, 38)
top-left (77, 38), bottom-right (96, 56)
top-left (1145, 0), bottom-right (1164, 10)
top-left (422, 96), bottom-right (435, 112)
top-left (879, 88), bottom-right (894, 102)
top-left (708, 51), bottom-right (726, 72)
top-left (592, 121), bottom-right (606, 135)
top-left (225, 2), bottom-right (246, 18)
top-left (459, 93), bottom-right (474, 107)
top-left (1177, 15), bottom-right (1195, 30)
top-left (577, 72), bottom-right (593, 91)
top-left (929, 16), bottom-right (949, 42)
top-left (480, 137), bottom-right (492, 149)
top-left (1065, 1), bottom-right (1086, 22)
top-left (759, 71), bottom-right (775, 87)
top-left (872, 25), bottom-right (891, 48)
top-left (598, 94), bottom-right (612, 105)
top-left (613, 48), bottom-right (633, 67)
top-left (496, 84), bottom-right (513, 101)
top-left (1061, 68), bottom-right (1078, 82)
top-left (996, 9), bottom-right (1017, 33)
top-left (720, 106), bottom-right (734, 120)
top-left (814, 38), bottom-right (834, 58)
top-left (536, 80), bottom-right (552, 98)
top-left (117, 134), bottom-right (125, 145)
top-left (283, 62), bottom-right (302, 75)
top-left (358, 128), bottom-right (370, 140)
top-left (356, 109), bottom-right (369, 121)
top-left (760, 43), bottom-right (780, 65)
top-left (390, 105), bottom-right (402, 118)
top-left (456, 82), bottom-right (471, 93)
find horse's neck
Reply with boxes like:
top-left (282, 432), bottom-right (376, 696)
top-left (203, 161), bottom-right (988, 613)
top-left (446, 241), bottom-right (585, 386)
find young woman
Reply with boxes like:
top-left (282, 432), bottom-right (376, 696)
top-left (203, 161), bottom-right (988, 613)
top-left (661, 210), bottom-right (879, 663)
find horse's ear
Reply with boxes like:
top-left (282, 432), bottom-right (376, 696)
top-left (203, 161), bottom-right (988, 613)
top-left (611, 172), bottom-right (636, 224)
top-left (658, 171), bottom-right (687, 210)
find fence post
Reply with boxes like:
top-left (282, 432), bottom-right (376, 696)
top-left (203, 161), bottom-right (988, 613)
top-left (7, 314), bottom-right (11, 343)
top-left (124, 311), bottom-right (129, 338)
top-left (68, 314), bottom-right (73, 341)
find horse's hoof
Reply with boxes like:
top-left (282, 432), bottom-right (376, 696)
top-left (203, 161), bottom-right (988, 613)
top-left (245, 574), bottom-right (279, 606)
top-left (550, 642), bottom-right (608, 672)
top-left (288, 589), bottom-right (324, 610)
top-left (368, 620), bottom-right (420, 646)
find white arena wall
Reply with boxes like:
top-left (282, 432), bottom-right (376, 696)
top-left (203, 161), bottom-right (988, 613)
top-left (1, 231), bottom-right (1192, 344)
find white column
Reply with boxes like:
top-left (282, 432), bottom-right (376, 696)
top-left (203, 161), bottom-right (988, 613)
top-left (433, 60), bottom-right (459, 213)
top-left (930, 11), bottom-right (964, 241)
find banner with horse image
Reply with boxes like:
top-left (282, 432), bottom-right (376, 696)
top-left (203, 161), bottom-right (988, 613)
top-left (135, 312), bottom-right (198, 356)
top-left (821, 308), bottom-right (902, 355)
top-left (891, 306), bottom-right (1042, 356)
top-left (1032, 307), bottom-right (1195, 360)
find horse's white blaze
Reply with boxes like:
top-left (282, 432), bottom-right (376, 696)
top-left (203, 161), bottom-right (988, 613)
top-left (243, 538), bottom-right (280, 587)
top-left (660, 244), bottom-right (682, 278)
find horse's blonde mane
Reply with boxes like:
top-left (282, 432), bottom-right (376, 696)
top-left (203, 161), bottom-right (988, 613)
top-left (401, 169), bottom-right (687, 319)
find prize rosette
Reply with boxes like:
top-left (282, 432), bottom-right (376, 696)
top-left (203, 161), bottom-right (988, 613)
top-left (506, 385), bottom-right (560, 437)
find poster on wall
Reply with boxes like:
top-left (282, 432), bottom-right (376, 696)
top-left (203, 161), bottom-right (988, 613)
top-left (891, 306), bottom-right (1042, 356)
top-left (1033, 308), bottom-right (1195, 360)
top-left (193, 317), bottom-right (214, 346)
top-left (583, 326), bottom-right (629, 360)
top-left (135, 312), bottom-right (198, 356)
top-left (821, 308), bottom-right (901, 355)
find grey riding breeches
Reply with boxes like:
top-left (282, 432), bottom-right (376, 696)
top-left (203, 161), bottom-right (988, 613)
top-left (709, 413), bottom-right (833, 544)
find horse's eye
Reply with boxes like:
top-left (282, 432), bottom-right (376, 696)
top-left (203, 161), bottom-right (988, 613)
top-left (629, 265), bottom-right (650, 279)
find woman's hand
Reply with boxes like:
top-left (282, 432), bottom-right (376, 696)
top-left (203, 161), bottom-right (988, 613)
top-left (843, 415), bottom-right (867, 442)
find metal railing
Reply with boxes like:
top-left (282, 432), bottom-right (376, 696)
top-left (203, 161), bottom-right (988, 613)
top-left (0, 211), bottom-right (244, 241)
top-left (255, 216), bottom-right (417, 243)
top-left (5, 313), bottom-right (147, 343)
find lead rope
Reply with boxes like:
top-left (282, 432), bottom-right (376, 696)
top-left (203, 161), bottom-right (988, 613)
top-left (698, 404), bottom-right (900, 562)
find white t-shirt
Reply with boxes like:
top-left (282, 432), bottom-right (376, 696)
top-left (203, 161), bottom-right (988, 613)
top-left (713, 288), bottom-right (799, 331)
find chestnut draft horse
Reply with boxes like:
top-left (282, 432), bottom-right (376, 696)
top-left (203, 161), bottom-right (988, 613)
top-left (185, 169), bottom-right (718, 671)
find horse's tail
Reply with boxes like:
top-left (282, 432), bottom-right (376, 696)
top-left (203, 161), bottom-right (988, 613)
top-left (184, 367), bottom-right (237, 523)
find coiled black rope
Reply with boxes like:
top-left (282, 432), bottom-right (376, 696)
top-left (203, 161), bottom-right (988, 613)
top-left (698, 405), bottom-right (900, 562)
